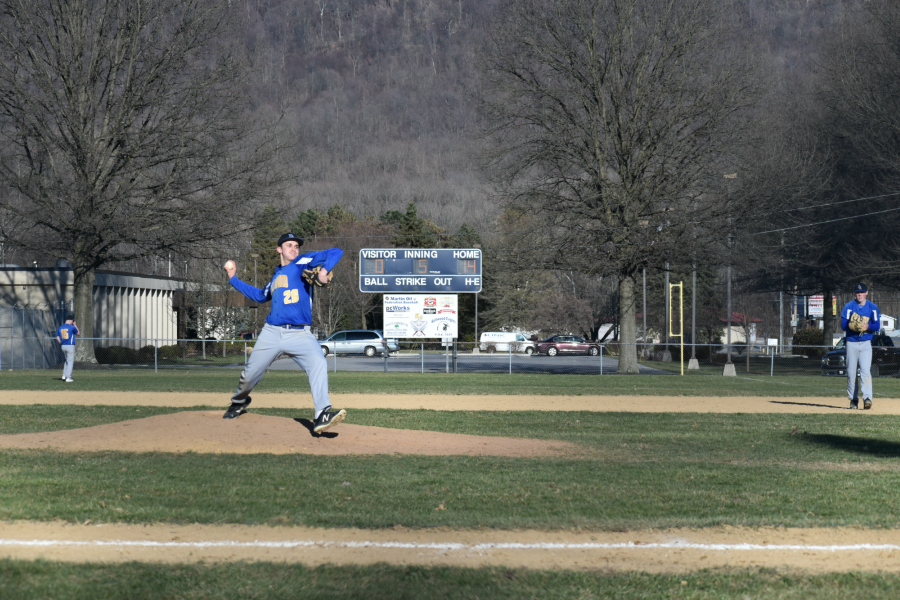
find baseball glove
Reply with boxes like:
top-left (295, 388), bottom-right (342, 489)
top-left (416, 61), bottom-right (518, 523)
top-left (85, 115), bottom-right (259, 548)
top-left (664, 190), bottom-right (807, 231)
top-left (849, 312), bottom-right (869, 333)
top-left (302, 266), bottom-right (333, 287)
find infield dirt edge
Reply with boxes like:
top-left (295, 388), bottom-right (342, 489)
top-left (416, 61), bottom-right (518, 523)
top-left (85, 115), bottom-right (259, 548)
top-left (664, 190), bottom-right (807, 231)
top-left (0, 391), bottom-right (886, 413)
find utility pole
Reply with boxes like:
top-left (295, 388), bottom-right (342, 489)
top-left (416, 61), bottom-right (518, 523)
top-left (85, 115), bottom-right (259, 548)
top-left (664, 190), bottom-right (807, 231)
top-left (779, 290), bottom-right (783, 355)
top-left (724, 232), bottom-right (736, 376)
top-left (689, 264), bottom-right (698, 369)
top-left (642, 268), bottom-right (647, 358)
top-left (250, 254), bottom-right (259, 337)
top-left (664, 262), bottom-right (670, 359)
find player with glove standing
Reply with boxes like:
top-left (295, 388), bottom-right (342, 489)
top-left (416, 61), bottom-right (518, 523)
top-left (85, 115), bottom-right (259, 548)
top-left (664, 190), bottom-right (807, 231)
top-left (222, 232), bottom-right (346, 433)
top-left (841, 282), bottom-right (881, 410)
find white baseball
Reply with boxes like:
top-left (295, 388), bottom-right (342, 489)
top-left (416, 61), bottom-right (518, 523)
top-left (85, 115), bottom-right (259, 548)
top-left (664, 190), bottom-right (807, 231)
top-left (224, 260), bottom-right (235, 270)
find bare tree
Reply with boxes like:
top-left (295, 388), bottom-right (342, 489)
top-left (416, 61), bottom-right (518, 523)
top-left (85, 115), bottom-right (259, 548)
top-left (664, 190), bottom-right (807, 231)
top-left (479, 209), bottom-right (556, 333)
top-left (184, 258), bottom-right (254, 358)
top-left (303, 219), bottom-right (389, 335)
top-left (532, 292), bottom-right (595, 338)
top-left (0, 0), bottom-right (283, 361)
top-left (812, 0), bottom-right (900, 297)
top-left (730, 288), bottom-right (776, 373)
top-left (476, 0), bottom-right (766, 373)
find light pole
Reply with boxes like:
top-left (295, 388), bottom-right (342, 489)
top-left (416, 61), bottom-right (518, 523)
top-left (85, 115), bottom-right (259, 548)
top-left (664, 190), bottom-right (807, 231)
top-left (689, 263), bottom-right (698, 369)
top-left (250, 254), bottom-right (259, 287)
top-left (642, 268), bottom-right (647, 357)
top-left (664, 262), bottom-right (670, 356)
top-left (724, 234), bottom-right (736, 376)
top-left (250, 254), bottom-right (260, 337)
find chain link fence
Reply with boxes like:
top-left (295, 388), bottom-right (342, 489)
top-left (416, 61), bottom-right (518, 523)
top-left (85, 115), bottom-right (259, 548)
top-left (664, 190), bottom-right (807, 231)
top-left (0, 306), bottom-right (68, 370)
top-left (3, 331), bottom-right (895, 378)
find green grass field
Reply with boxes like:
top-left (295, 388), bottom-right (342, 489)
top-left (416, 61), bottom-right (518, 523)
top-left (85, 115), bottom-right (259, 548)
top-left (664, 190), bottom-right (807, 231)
top-left (3, 371), bottom-right (900, 598)
top-left (3, 368), bottom-right (898, 397)
top-left (4, 561), bottom-right (900, 600)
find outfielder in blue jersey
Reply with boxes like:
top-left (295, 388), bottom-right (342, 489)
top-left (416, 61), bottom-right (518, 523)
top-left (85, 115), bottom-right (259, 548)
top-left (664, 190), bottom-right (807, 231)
top-left (56, 316), bottom-right (79, 382)
top-left (840, 282), bottom-right (880, 410)
top-left (223, 232), bottom-right (347, 433)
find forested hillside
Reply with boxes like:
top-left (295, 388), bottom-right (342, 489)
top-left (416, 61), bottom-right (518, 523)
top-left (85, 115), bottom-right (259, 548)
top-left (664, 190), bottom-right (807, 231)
top-left (240, 0), bottom-right (855, 229)
top-left (241, 0), bottom-right (496, 228)
top-left (3, 0), bottom-right (893, 348)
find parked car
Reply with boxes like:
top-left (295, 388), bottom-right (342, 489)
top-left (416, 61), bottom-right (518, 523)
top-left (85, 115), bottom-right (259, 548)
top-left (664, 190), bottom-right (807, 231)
top-left (479, 332), bottom-right (536, 354)
top-left (320, 330), bottom-right (400, 357)
top-left (821, 334), bottom-right (900, 377)
top-left (535, 335), bottom-right (601, 357)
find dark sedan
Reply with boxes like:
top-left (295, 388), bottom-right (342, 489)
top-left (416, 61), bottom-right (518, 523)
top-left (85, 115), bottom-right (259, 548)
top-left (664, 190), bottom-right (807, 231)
top-left (821, 334), bottom-right (900, 377)
top-left (535, 335), bottom-right (601, 357)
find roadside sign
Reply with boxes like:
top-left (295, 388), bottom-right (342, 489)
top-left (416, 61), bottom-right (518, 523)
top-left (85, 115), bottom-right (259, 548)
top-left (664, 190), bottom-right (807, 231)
top-left (383, 294), bottom-right (458, 338)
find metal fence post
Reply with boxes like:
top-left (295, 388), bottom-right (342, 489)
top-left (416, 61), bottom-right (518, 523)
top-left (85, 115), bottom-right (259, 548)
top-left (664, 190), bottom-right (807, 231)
top-left (600, 344), bottom-right (604, 374)
top-left (771, 347), bottom-right (774, 377)
top-left (421, 342), bottom-right (424, 373)
top-left (383, 342), bottom-right (388, 374)
top-left (509, 345), bottom-right (512, 375)
top-left (155, 339), bottom-right (158, 373)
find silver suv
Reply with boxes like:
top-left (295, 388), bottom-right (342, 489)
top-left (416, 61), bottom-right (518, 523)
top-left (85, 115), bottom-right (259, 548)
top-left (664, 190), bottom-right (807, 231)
top-left (320, 330), bottom-right (400, 357)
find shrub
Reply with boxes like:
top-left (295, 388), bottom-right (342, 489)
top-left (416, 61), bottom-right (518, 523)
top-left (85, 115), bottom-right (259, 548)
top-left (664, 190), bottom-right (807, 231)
top-left (94, 345), bottom-right (137, 364)
top-left (185, 339), bottom-right (218, 356)
top-left (692, 344), bottom-right (712, 360)
top-left (792, 328), bottom-right (827, 358)
top-left (136, 345), bottom-right (156, 363)
top-left (158, 344), bottom-right (182, 360)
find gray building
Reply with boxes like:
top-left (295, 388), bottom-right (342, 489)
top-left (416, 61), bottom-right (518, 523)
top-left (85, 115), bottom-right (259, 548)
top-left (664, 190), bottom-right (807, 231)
top-left (0, 267), bottom-right (182, 368)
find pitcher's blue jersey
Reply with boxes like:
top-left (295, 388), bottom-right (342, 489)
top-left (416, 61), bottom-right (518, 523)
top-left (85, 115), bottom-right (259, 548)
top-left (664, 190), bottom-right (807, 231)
top-left (229, 248), bottom-right (343, 326)
top-left (841, 299), bottom-right (880, 342)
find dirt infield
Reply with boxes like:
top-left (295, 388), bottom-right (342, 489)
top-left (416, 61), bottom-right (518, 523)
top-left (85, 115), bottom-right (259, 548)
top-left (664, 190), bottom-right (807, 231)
top-left (0, 410), bottom-right (576, 457)
top-left (1, 391), bottom-right (897, 572)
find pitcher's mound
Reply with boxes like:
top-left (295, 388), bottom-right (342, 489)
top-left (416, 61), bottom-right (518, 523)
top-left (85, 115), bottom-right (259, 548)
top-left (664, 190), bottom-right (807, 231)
top-left (0, 411), bottom-right (577, 457)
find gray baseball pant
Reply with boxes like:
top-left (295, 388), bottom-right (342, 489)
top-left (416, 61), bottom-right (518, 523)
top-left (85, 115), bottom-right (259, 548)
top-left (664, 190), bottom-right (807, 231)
top-left (230, 323), bottom-right (331, 416)
top-left (845, 339), bottom-right (872, 401)
top-left (62, 345), bottom-right (75, 380)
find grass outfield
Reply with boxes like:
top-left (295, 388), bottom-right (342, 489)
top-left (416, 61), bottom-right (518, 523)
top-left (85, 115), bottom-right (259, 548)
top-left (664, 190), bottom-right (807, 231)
top-left (4, 561), bottom-right (900, 599)
top-left (2, 368), bottom-right (896, 397)
top-left (1, 407), bottom-right (899, 529)
top-left (4, 376), bottom-right (900, 598)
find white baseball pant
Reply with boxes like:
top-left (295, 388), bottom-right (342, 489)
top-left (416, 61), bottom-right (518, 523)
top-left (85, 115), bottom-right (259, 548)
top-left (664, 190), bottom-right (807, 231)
top-left (230, 323), bottom-right (331, 415)
top-left (845, 339), bottom-right (872, 401)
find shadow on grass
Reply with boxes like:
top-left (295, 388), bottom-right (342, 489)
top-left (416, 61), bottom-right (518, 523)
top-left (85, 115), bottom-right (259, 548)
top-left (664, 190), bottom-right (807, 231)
top-left (769, 400), bottom-right (848, 410)
top-left (800, 433), bottom-right (900, 457)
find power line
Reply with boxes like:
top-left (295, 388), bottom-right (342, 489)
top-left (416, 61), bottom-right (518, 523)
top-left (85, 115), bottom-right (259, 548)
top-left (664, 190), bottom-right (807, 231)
top-left (779, 190), bottom-right (900, 213)
top-left (750, 204), bottom-right (900, 235)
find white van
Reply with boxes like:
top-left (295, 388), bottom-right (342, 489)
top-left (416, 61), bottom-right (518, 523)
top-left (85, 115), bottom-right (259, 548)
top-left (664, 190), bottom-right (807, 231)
top-left (479, 332), bottom-right (535, 354)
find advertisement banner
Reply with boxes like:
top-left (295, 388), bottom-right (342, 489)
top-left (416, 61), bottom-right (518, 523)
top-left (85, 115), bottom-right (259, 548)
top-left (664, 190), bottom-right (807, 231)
top-left (383, 294), bottom-right (458, 338)
top-left (809, 294), bottom-right (824, 318)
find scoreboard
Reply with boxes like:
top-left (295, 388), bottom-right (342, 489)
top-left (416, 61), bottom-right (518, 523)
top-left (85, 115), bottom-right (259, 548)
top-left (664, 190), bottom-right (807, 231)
top-left (359, 248), bottom-right (482, 293)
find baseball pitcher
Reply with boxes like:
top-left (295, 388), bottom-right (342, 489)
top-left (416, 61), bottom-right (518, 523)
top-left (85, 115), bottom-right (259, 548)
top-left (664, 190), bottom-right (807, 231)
top-left (223, 232), bottom-right (346, 433)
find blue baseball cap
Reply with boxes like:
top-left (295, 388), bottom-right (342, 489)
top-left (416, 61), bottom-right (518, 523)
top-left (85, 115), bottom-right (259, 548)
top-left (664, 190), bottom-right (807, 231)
top-left (854, 282), bottom-right (868, 293)
top-left (277, 233), bottom-right (304, 247)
